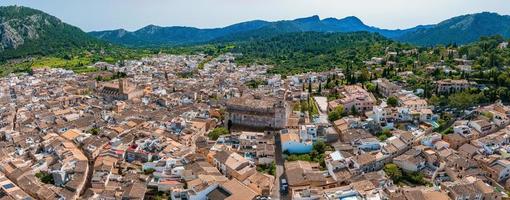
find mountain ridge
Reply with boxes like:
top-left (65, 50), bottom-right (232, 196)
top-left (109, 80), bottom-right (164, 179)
top-left (398, 12), bottom-right (510, 46)
top-left (89, 12), bottom-right (510, 47)
top-left (0, 5), bottom-right (106, 61)
top-left (89, 15), bottom-right (432, 46)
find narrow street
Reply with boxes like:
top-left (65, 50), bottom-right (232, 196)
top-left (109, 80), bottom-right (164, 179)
top-left (271, 133), bottom-right (290, 200)
top-left (80, 155), bottom-right (94, 197)
top-left (432, 161), bottom-right (445, 187)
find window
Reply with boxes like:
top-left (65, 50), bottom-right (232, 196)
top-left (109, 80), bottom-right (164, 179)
top-left (3, 183), bottom-right (14, 189)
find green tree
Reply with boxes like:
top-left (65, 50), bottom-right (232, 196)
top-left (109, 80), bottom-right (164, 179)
top-left (366, 82), bottom-right (377, 93)
top-left (144, 168), bottom-right (156, 175)
top-left (328, 111), bottom-right (340, 122)
top-left (481, 111), bottom-right (494, 119)
top-left (287, 154), bottom-right (311, 162)
top-left (328, 105), bottom-right (344, 121)
top-left (308, 80), bottom-right (312, 94)
top-left (350, 105), bottom-right (358, 115)
top-left (384, 164), bottom-right (402, 182)
top-left (257, 162), bottom-right (276, 176)
top-left (448, 91), bottom-right (480, 110)
top-left (35, 172), bottom-right (54, 184)
top-left (88, 128), bottom-right (100, 135)
top-left (300, 100), bottom-right (309, 113)
top-left (387, 96), bottom-right (399, 107)
top-left (376, 129), bottom-right (393, 141)
top-left (428, 95), bottom-right (441, 106)
top-left (404, 172), bottom-right (428, 185)
top-left (208, 127), bottom-right (229, 140)
top-left (312, 140), bottom-right (332, 154)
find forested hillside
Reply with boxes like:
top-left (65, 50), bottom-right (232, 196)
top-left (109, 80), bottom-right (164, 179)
top-left (0, 6), bottom-right (108, 61)
top-left (232, 32), bottom-right (404, 74)
top-left (397, 12), bottom-right (510, 46)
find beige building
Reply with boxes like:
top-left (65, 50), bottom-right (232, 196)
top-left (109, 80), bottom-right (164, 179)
top-left (328, 85), bottom-right (376, 113)
top-left (211, 150), bottom-right (256, 181)
top-left (437, 79), bottom-right (472, 94)
top-left (242, 172), bottom-right (275, 196)
top-left (442, 177), bottom-right (503, 200)
top-left (100, 79), bottom-right (144, 101)
top-left (225, 97), bottom-right (289, 129)
top-left (207, 179), bottom-right (258, 200)
top-left (401, 99), bottom-right (429, 111)
top-left (0, 172), bottom-right (33, 200)
top-left (373, 78), bottom-right (401, 97)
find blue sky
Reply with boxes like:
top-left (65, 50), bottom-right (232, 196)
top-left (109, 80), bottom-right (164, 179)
top-left (1, 0), bottom-right (510, 32)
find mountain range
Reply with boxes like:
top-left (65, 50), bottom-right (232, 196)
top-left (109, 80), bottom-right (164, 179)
top-left (1, 5), bottom-right (510, 62)
top-left (90, 12), bottom-right (510, 47)
top-left (89, 15), bottom-right (431, 47)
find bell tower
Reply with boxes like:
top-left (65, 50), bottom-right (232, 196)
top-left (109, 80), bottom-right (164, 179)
top-left (119, 79), bottom-right (131, 93)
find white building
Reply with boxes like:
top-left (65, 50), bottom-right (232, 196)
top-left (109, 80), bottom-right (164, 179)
top-left (281, 129), bottom-right (313, 154)
top-left (325, 151), bottom-right (349, 182)
top-left (299, 125), bottom-right (317, 141)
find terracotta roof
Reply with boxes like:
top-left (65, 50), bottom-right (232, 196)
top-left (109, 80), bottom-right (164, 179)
top-left (221, 179), bottom-right (258, 200)
top-left (280, 132), bottom-right (300, 143)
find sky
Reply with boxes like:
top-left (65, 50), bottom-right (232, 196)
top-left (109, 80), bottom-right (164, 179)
top-left (1, 0), bottom-right (510, 32)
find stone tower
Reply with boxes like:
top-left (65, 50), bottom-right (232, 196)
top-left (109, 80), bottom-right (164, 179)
top-left (274, 100), bottom-right (288, 128)
top-left (119, 79), bottom-right (131, 93)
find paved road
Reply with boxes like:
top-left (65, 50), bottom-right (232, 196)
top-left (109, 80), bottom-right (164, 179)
top-left (271, 133), bottom-right (290, 200)
top-left (432, 161), bottom-right (445, 187)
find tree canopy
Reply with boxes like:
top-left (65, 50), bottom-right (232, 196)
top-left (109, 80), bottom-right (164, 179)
top-left (207, 127), bottom-right (229, 140)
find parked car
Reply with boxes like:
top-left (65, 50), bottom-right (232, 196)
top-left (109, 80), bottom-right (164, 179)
top-left (280, 178), bottom-right (288, 193)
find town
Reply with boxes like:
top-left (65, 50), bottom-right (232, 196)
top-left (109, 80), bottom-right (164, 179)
top-left (1, 42), bottom-right (510, 200)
